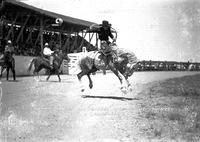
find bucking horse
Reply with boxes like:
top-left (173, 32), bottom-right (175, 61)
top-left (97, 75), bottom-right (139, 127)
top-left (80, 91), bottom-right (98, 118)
top-left (77, 43), bottom-right (138, 92)
top-left (27, 50), bottom-right (70, 82)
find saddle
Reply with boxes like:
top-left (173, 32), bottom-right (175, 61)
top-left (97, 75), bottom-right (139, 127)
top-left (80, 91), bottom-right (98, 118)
top-left (100, 41), bottom-right (118, 63)
top-left (43, 55), bottom-right (50, 62)
top-left (42, 53), bottom-right (58, 67)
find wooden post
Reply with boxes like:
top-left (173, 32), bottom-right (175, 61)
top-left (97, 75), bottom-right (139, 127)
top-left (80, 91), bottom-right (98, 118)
top-left (71, 32), bottom-right (78, 52)
top-left (63, 35), bottom-right (70, 52)
top-left (96, 33), bottom-right (98, 48)
top-left (64, 28), bottom-right (74, 53)
top-left (59, 26), bottom-right (65, 49)
top-left (26, 18), bottom-right (39, 43)
top-left (0, 0), bottom-right (5, 11)
top-left (34, 31), bottom-right (40, 46)
top-left (16, 14), bottom-right (30, 43)
top-left (59, 32), bottom-right (62, 49)
top-left (89, 33), bottom-right (91, 42)
top-left (89, 33), bottom-right (94, 43)
top-left (78, 31), bottom-right (87, 49)
top-left (6, 13), bottom-right (19, 40)
top-left (40, 16), bottom-right (44, 54)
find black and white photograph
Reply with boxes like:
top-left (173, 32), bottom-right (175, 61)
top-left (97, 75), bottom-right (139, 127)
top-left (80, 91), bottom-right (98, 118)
top-left (1, 0), bottom-right (200, 141)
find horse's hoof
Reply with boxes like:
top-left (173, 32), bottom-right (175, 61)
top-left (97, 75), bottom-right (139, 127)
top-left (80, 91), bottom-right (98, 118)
top-left (129, 87), bottom-right (133, 92)
top-left (121, 86), bottom-right (128, 94)
top-left (89, 84), bottom-right (93, 89)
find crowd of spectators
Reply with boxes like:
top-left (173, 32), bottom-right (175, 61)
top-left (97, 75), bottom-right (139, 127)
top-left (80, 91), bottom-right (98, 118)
top-left (0, 27), bottom-right (96, 56)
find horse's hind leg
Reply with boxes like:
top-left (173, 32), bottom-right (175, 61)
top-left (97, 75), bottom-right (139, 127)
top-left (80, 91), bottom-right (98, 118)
top-left (11, 67), bottom-right (16, 81)
top-left (87, 67), bottom-right (97, 89)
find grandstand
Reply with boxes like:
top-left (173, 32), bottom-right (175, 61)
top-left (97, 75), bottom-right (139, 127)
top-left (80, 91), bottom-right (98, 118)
top-left (0, 0), bottom-right (97, 56)
top-left (0, 0), bottom-right (99, 75)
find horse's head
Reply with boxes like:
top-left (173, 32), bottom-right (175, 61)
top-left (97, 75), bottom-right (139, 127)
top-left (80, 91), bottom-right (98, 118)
top-left (124, 62), bottom-right (139, 78)
top-left (63, 53), bottom-right (70, 62)
top-left (56, 50), bottom-right (70, 62)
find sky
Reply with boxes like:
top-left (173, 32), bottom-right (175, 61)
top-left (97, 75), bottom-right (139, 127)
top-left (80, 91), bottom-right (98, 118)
top-left (24, 0), bottom-right (200, 62)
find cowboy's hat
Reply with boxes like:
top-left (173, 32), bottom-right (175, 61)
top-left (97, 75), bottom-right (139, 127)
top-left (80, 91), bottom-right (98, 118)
top-left (101, 20), bottom-right (111, 27)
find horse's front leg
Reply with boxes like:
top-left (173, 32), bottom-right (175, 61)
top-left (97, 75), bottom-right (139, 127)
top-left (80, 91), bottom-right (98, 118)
top-left (77, 71), bottom-right (86, 92)
top-left (0, 66), bottom-right (5, 80)
top-left (56, 69), bottom-right (61, 82)
top-left (57, 74), bottom-right (61, 82)
top-left (109, 65), bottom-right (128, 92)
top-left (46, 70), bottom-right (52, 81)
top-left (125, 78), bottom-right (132, 92)
top-left (6, 67), bottom-right (9, 81)
top-left (87, 74), bottom-right (93, 89)
top-left (33, 70), bottom-right (37, 81)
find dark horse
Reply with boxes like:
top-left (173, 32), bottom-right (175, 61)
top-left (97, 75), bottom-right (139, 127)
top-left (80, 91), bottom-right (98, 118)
top-left (0, 53), bottom-right (16, 81)
top-left (27, 50), bottom-right (70, 82)
top-left (77, 48), bottom-right (138, 92)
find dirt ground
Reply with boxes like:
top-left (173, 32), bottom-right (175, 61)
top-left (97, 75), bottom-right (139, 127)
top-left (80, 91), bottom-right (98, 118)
top-left (0, 71), bottom-right (200, 142)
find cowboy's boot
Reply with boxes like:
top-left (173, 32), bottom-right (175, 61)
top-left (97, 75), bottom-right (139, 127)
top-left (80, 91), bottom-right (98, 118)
top-left (113, 54), bottom-right (118, 62)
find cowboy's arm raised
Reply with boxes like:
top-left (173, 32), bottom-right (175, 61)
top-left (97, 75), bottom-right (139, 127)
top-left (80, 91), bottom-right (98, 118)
top-left (87, 24), bottom-right (101, 33)
top-left (87, 28), bottom-right (99, 33)
top-left (109, 28), bottom-right (114, 39)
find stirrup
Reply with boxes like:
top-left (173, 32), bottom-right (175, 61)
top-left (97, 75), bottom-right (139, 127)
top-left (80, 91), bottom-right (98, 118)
top-left (113, 57), bottom-right (118, 62)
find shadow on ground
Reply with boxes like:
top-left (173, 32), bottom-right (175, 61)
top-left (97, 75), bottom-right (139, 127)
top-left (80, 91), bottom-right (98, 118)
top-left (82, 95), bottom-right (140, 101)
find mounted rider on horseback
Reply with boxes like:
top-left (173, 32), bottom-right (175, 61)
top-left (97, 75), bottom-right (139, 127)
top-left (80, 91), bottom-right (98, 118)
top-left (43, 42), bottom-right (54, 69)
top-left (0, 40), bottom-right (16, 81)
top-left (88, 20), bottom-right (117, 66)
top-left (4, 40), bottom-right (14, 62)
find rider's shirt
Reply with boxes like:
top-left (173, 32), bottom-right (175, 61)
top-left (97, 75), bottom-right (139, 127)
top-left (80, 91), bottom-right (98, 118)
top-left (89, 26), bottom-right (114, 42)
top-left (43, 47), bottom-right (53, 56)
top-left (98, 26), bottom-right (114, 42)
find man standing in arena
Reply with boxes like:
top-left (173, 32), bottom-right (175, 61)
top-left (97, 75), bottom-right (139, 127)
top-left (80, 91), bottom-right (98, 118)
top-left (43, 43), bottom-right (54, 69)
top-left (4, 40), bottom-right (14, 57)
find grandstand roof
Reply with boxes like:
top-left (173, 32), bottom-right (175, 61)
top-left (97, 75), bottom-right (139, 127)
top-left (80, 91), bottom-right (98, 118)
top-left (2, 0), bottom-right (96, 32)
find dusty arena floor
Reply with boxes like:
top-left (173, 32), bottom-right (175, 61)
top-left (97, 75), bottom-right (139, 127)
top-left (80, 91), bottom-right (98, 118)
top-left (1, 71), bottom-right (200, 142)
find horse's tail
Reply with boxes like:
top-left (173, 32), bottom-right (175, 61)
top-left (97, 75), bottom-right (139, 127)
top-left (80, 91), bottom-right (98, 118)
top-left (27, 58), bottom-right (35, 72)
